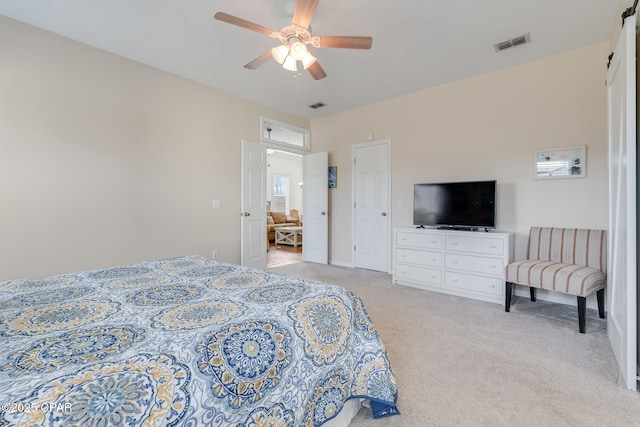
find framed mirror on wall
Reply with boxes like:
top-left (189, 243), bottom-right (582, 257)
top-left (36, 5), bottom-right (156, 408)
top-left (534, 145), bottom-right (585, 179)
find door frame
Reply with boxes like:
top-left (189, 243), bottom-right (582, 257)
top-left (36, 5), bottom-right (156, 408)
top-left (351, 139), bottom-right (392, 273)
top-left (242, 141), bottom-right (329, 267)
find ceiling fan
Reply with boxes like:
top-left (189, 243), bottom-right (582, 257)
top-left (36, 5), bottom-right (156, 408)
top-left (214, 0), bottom-right (372, 80)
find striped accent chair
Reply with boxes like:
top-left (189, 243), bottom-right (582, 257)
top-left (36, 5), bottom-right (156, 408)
top-left (505, 227), bottom-right (606, 333)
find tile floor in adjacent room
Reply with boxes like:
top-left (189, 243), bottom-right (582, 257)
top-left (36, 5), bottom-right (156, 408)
top-left (266, 242), bottom-right (302, 268)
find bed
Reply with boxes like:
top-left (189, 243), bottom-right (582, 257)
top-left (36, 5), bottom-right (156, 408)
top-left (0, 255), bottom-right (399, 426)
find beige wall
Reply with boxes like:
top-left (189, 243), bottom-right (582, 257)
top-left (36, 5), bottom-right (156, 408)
top-left (311, 42), bottom-right (609, 265)
top-left (0, 16), bottom-right (611, 282)
top-left (0, 17), bottom-right (308, 281)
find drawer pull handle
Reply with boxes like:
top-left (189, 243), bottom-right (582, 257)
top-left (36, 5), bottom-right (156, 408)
top-left (452, 260), bottom-right (458, 264)
top-left (400, 254), bottom-right (406, 258)
top-left (489, 285), bottom-right (496, 288)
top-left (451, 279), bottom-right (458, 283)
top-left (489, 244), bottom-right (496, 248)
top-left (451, 242), bottom-right (458, 245)
top-left (488, 265), bottom-right (496, 268)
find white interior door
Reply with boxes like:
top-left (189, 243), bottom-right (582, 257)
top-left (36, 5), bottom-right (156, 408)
top-left (353, 140), bottom-right (391, 272)
top-left (241, 140), bottom-right (267, 269)
top-left (303, 152), bottom-right (328, 264)
top-left (607, 14), bottom-right (637, 391)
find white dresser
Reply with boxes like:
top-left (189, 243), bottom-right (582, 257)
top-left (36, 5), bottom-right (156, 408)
top-left (393, 227), bottom-right (514, 304)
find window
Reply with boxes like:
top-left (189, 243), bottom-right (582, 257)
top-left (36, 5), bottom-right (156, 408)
top-left (261, 117), bottom-right (310, 154)
top-left (272, 174), bottom-right (290, 213)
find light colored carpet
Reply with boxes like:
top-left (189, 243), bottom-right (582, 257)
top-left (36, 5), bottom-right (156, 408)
top-left (268, 262), bottom-right (640, 427)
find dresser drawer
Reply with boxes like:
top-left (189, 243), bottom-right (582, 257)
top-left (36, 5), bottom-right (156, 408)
top-left (396, 231), bottom-right (443, 250)
top-left (444, 271), bottom-right (502, 296)
top-left (395, 264), bottom-right (442, 285)
top-left (445, 234), bottom-right (504, 255)
top-left (396, 248), bottom-right (443, 268)
top-left (445, 253), bottom-right (503, 276)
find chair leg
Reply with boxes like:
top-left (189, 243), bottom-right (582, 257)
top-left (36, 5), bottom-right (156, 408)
top-left (530, 287), bottom-right (536, 302)
top-left (577, 296), bottom-right (586, 333)
top-left (596, 289), bottom-right (605, 319)
top-left (505, 282), bottom-right (513, 312)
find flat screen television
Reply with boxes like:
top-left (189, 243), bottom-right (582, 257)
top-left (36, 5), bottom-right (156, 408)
top-left (413, 180), bottom-right (496, 230)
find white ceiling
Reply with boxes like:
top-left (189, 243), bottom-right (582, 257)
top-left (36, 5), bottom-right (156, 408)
top-left (0, 0), bottom-right (622, 120)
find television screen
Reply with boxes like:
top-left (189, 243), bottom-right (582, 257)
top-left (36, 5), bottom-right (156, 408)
top-left (413, 180), bottom-right (496, 229)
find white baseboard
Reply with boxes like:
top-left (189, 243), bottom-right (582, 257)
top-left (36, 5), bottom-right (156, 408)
top-left (329, 260), bottom-right (393, 274)
top-left (329, 260), bottom-right (353, 268)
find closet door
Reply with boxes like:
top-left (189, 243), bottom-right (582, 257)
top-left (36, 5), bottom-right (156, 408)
top-left (607, 14), bottom-right (637, 391)
top-left (353, 140), bottom-right (391, 272)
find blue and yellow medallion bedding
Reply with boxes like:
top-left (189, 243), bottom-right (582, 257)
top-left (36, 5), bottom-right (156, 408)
top-left (0, 256), bottom-right (398, 426)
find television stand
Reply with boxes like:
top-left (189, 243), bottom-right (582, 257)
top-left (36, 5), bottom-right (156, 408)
top-left (393, 227), bottom-right (514, 305)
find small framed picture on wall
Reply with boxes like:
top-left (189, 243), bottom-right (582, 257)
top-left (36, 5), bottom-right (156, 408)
top-left (328, 166), bottom-right (337, 188)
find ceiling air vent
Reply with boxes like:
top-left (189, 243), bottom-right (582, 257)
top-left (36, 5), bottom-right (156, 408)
top-left (494, 33), bottom-right (531, 52)
top-left (309, 102), bottom-right (326, 109)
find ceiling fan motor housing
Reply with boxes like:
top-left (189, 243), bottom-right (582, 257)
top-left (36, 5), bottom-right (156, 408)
top-left (278, 24), bottom-right (312, 46)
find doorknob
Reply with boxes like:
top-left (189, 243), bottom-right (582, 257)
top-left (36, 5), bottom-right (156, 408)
top-left (242, 212), bottom-right (250, 216)
top-left (321, 211), bottom-right (327, 216)
top-left (381, 212), bottom-right (387, 216)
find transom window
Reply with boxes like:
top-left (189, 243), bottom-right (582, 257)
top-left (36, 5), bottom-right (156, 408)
top-left (261, 117), bottom-right (310, 154)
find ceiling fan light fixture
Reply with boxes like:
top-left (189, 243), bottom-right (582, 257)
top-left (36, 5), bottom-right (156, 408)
top-left (289, 40), bottom-right (308, 60)
top-left (271, 45), bottom-right (290, 64)
top-left (300, 51), bottom-right (317, 69)
top-left (282, 55), bottom-right (298, 71)
top-left (215, 4), bottom-right (372, 81)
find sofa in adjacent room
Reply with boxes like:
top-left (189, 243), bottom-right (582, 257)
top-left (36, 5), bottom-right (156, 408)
top-left (267, 211), bottom-right (301, 242)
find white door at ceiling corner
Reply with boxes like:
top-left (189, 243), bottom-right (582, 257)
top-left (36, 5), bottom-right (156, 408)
top-left (303, 152), bottom-right (328, 264)
top-left (353, 140), bottom-right (391, 272)
top-left (240, 140), bottom-right (267, 269)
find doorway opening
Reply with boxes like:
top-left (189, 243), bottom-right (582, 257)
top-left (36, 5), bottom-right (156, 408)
top-left (266, 149), bottom-right (304, 267)
top-left (261, 116), bottom-right (308, 269)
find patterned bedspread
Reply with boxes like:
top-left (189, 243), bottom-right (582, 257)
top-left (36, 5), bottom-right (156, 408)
top-left (0, 256), bottom-right (398, 426)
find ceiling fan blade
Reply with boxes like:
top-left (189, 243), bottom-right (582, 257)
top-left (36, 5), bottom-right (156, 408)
top-left (244, 51), bottom-right (274, 70)
top-left (214, 12), bottom-right (277, 36)
top-left (313, 35), bottom-right (373, 49)
top-left (292, 0), bottom-right (319, 29)
top-left (307, 61), bottom-right (327, 80)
